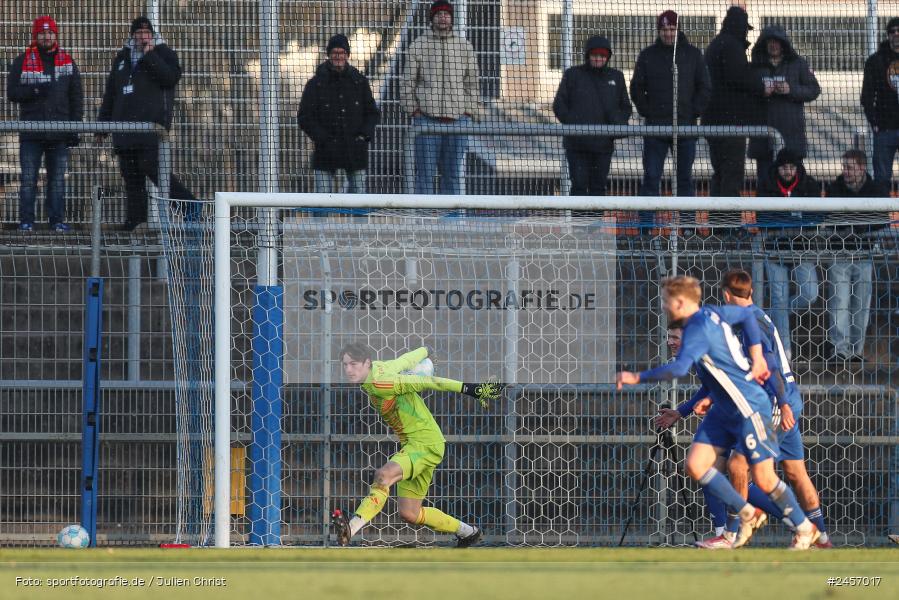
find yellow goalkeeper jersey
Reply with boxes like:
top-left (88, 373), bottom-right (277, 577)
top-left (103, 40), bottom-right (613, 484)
top-left (361, 347), bottom-right (461, 446)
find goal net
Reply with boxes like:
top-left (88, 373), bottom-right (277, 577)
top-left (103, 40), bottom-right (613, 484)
top-left (160, 194), bottom-right (897, 547)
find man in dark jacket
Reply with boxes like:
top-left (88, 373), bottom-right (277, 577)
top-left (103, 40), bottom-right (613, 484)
top-left (97, 16), bottom-right (196, 231)
top-left (702, 6), bottom-right (768, 197)
top-left (630, 10), bottom-right (711, 197)
top-left (298, 34), bottom-right (380, 193)
top-left (553, 36), bottom-right (632, 196)
top-left (7, 16), bottom-right (83, 232)
top-left (749, 25), bottom-right (820, 182)
top-left (823, 149), bottom-right (889, 361)
top-left (755, 149), bottom-right (822, 359)
top-left (861, 17), bottom-right (899, 187)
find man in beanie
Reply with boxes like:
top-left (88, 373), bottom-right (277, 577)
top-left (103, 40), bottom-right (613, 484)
top-left (861, 17), bottom-right (899, 187)
top-left (630, 11), bottom-right (710, 199)
top-left (299, 34), bottom-right (379, 194)
top-left (401, 1), bottom-right (481, 194)
top-left (755, 148), bottom-right (822, 361)
top-left (702, 6), bottom-right (769, 197)
top-left (553, 35), bottom-right (632, 196)
top-left (7, 15), bottom-right (83, 232)
top-left (748, 25), bottom-right (820, 183)
top-left (97, 16), bottom-right (196, 231)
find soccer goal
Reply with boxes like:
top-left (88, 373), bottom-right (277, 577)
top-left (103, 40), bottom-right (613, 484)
top-left (160, 193), bottom-right (898, 548)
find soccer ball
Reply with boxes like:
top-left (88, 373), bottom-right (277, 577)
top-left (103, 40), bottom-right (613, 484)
top-left (57, 524), bottom-right (90, 548)
top-left (403, 358), bottom-right (434, 377)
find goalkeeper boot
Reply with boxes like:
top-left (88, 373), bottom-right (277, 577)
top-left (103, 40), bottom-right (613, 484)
top-left (331, 509), bottom-right (351, 547)
top-left (456, 526), bottom-right (482, 548)
top-left (733, 508), bottom-right (767, 549)
top-left (694, 533), bottom-right (735, 550)
top-left (889, 534), bottom-right (899, 545)
top-left (789, 523), bottom-right (820, 550)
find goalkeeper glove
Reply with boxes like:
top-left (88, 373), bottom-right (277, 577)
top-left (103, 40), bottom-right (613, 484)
top-left (461, 380), bottom-right (506, 409)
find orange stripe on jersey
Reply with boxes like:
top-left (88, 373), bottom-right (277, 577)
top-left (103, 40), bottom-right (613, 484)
top-left (381, 397), bottom-right (396, 414)
top-left (373, 381), bottom-right (394, 390)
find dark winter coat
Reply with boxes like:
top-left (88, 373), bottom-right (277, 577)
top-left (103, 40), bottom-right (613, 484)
top-left (7, 47), bottom-right (83, 143)
top-left (861, 40), bottom-right (899, 131)
top-left (97, 37), bottom-right (182, 148)
top-left (702, 10), bottom-right (766, 125)
top-left (825, 173), bottom-right (889, 198)
top-left (748, 26), bottom-right (820, 160)
top-left (629, 32), bottom-right (711, 126)
top-left (553, 36), bottom-right (632, 154)
top-left (757, 162), bottom-right (821, 199)
top-left (822, 174), bottom-right (890, 249)
top-left (298, 61), bottom-right (380, 172)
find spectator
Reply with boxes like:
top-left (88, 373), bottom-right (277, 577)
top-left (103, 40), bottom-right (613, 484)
top-left (861, 17), bottom-right (899, 188)
top-left (553, 35), bottom-right (632, 196)
top-left (298, 34), bottom-right (379, 194)
top-left (6, 15), bottom-right (83, 232)
top-left (755, 148), bottom-right (822, 359)
top-left (702, 6), bottom-right (767, 197)
top-left (401, 1), bottom-right (480, 195)
top-left (748, 25), bottom-right (820, 183)
top-left (630, 9), bottom-right (711, 197)
top-left (97, 16), bottom-right (196, 231)
top-left (823, 149), bottom-right (889, 361)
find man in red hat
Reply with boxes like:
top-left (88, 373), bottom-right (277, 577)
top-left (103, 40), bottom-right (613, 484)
top-left (401, 1), bottom-right (481, 194)
top-left (6, 15), bottom-right (83, 232)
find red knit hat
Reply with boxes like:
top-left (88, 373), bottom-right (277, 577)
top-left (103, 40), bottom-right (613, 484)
top-left (657, 10), bottom-right (678, 29)
top-left (32, 15), bottom-right (58, 39)
top-left (589, 47), bottom-right (611, 58)
top-left (430, 1), bottom-right (453, 20)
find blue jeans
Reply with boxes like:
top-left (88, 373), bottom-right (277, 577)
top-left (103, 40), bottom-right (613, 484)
top-left (872, 129), bottom-right (899, 185)
top-left (639, 136), bottom-right (697, 196)
top-left (826, 261), bottom-right (874, 358)
top-left (313, 169), bottom-right (366, 194)
top-left (414, 115), bottom-right (469, 194)
top-left (765, 262), bottom-right (819, 358)
top-left (19, 139), bottom-right (68, 225)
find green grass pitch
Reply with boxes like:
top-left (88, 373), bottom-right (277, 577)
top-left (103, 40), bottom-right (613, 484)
top-left (3, 547), bottom-right (898, 600)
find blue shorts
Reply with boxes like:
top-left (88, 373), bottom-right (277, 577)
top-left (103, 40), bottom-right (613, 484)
top-left (694, 406), bottom-right (778, 465)
top-left (773, 402), bottom-right (805, 462)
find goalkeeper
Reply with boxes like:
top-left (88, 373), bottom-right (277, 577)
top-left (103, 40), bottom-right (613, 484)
top-left (331, 343), bottom-right (503, 547)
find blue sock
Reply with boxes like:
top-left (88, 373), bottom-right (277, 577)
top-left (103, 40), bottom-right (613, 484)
top-left (748, 482), bottom-right (783, 520)
top-left (767, 480), bottom-right (809, 530)
top-left (805, 506), bottom-right (827, 534)
top-left (702, 487), bottom-right (728, 528)
top-left (699, 468), bottom-right (749, 514)
top-left (725, 513), bottom-right (739, 534)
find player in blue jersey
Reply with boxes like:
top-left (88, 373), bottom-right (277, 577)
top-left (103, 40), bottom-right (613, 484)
top-left (617, 275), bottom-right (821, 549)
top-left (718, 270), bottom-right (831, 548)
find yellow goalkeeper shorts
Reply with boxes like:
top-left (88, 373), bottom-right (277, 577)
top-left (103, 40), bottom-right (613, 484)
top-left (390, 442), bottom-right (445, 500)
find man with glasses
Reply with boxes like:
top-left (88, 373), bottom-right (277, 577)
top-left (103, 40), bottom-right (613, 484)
top-left (97, 16), bottom-right (196, 231)
top-left (861, 17), bottom-right (899, 188)
top-left (298, 34), bottom-right (379, 194)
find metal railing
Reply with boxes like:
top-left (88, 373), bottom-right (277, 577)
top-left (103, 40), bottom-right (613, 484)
top-left (403, 123), bottom-right (785, 195)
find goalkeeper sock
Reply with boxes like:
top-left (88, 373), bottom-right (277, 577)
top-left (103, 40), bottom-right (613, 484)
top-left (766, 479), bottom-right (811, 531)
top-left (415, 507), bottom-right (461, 534)
top-left (352, 483), bottom-right (389, 533)
top-left (698, 467), bottom-right (751, 515)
